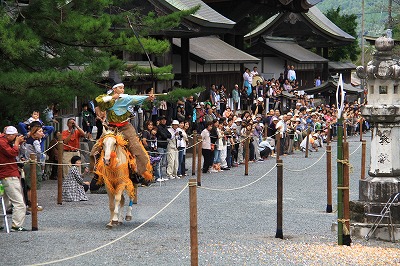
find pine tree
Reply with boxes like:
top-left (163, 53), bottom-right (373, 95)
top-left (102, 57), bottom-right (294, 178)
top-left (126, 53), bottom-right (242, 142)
top-left (0, 0), bottom-right (197, 127)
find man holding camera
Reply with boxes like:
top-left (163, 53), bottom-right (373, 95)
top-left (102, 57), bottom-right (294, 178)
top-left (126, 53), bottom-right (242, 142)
top-left (62, 118), bottom-right (85, 177)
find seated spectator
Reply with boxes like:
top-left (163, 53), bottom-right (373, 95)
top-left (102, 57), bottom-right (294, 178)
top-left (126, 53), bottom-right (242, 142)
top-left (62, 156), bottom-right (89, 202)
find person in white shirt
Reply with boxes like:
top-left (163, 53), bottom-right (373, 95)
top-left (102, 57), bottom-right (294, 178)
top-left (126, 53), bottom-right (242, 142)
top-left (166, 120), bottom-right (181, 179)
top-left (287, 65), bottom-right (296, 82)
top-left (258, 137), bottom-right (274, 159)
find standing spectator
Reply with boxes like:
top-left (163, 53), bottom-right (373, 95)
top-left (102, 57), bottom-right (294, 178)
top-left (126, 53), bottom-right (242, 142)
top-left (315, 76), bottom-right (321, 87)
top-left (185, 95), bottom-right (194, 123)
top-left (156, 116), bottom-right (171, 179)
top-left (0, 126), bottom-right (27, 231)
top-left (219, 85), bottom-right (227, 115)
top-left (288, 65), bottom-right (297, 82)
top-left (22, 124), bottom-right (45, 211)
top-left (62, 156), bottom-right (89, 202)
top-left (62, 118), bottom-right (85, 177)
top-left (166, 120), bottom-right (180, 179)
top-left (81, 103), bottom-right (95, 141)
top-left (251, 97), bottom-right (264, 117)
top-left (177, 121), bottom-right (189, 177)
top-left (201, 122), bottom-right (214, 173)
top-left (243, 68), bottom-right (252, 97)
top-left (232, 84), bottom-right (240, 113)
top-left (94, 105), bottom-right (106, 139)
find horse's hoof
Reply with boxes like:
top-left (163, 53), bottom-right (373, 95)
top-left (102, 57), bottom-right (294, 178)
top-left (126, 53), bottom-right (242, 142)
top-left (111, 220), bottom-right (119, 225)
top-left (106, 224), bottom-right (113, 229)
top-left (125, 216), bottom-right (132, 221)
top-left (118, 221), bottom-right (123, 225)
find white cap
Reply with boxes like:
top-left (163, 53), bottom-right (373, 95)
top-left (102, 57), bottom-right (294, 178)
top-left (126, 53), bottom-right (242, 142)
top-left (112, 83), bottom-right (124, 89)
top-left (171, 120), bottom-right (179, 125)
top-left (5, 126), bottom-right (18, 135)
top-left (313, 133), bottom-right (319, 137)
top-left (257, 97), bottom-right (264, 102)
top-left (272, 117), bottom-right (279, 121)
top-left (235, 118), bottom-right (242, 122)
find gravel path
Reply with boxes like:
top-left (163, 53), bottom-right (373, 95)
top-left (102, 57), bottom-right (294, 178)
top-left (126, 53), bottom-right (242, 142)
top-left (1, 133), bottom-right (400, 265)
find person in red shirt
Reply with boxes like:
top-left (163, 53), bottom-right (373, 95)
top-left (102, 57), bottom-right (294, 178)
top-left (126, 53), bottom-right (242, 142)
top-left (62, 118), bottom-right (85, 177)
top-left (0, 126), bottom-right (28, 231)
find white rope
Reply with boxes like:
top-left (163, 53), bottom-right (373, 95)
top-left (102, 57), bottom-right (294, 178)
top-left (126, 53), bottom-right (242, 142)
top-left (29, 183), bottom-right (189, 266)
top-left (283, 150), bottom-right (326, 172)
top-left (199, 164), bottom-right (277, 191)
top-left (350, 142), bottom-right (363, 156)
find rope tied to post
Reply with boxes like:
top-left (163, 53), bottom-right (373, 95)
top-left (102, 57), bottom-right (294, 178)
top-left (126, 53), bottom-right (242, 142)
top-left (337, 218), bottom-right (351, 235)
top-left (336, 159), bottom-right (353, 173)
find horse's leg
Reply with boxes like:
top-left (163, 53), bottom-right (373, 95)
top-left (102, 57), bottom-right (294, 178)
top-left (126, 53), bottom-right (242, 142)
top-left (118, 193), bottom-right (125, 225)
top-left (126, 199), bottom-right (133, 221)
top-left (106, 192), bottom-right (115, 228)
top-left (112, 190), bottom-right (123, 225)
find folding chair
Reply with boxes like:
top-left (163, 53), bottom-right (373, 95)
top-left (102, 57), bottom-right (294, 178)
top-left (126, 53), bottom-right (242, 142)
top-left (0, 195), bottom-right (10, 233)
top-left (365, 192), bottom-right (400, 242)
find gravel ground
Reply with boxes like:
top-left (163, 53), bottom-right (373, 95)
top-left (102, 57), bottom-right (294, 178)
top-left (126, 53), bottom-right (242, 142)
top-left (1, 133), bottom-right (400, 265)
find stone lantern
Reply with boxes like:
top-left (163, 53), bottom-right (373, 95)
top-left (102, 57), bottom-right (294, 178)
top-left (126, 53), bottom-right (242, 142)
top-left (355, 32), bottom-right (400, 228)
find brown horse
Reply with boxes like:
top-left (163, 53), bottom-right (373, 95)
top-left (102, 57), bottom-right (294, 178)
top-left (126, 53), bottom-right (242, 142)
top-left (95, 131), bottom-right (137, 228)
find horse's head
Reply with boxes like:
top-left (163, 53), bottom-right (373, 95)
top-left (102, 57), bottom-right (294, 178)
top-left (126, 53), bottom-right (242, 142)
top-left (102, 133), bottom-right (117, 166)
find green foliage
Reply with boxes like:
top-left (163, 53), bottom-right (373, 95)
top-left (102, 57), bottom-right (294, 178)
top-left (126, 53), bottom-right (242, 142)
top-left (156, 87), bottom-right (205, 104)
top-left (324, 7), bottom-right (360, 62)
top-left (0, 0), bottom-right (194, 128)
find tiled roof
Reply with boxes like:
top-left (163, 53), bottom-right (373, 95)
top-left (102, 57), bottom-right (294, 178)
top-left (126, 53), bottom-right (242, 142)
top-left (173, 36), bottom-right (260, 64)
top-left (262, 37), bottom-right (328, 63)
top-left (157, 0), bottom-right (235, 28)
top-left (244, 6), bottom-right (354, 42)
top-left (328, 61), bottom-right (357, 70)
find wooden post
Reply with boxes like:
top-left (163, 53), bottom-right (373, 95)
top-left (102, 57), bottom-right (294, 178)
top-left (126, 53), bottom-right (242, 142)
top-left (189, 179), bottom-right (198, 266)
top-left (359, 118), bottom-right (363, 141)
top-left (30, 153), bottom-right (38, 231)
top-left (192, 131), bottom-right (197, 176)
top-left (342, 141), bottom-right (351, 246)
top-left (275, 159), bottom-right (283, 239)
top-left (305, 130), bottom-right (310, 158)
top-left (276, 133), bottom-right (281, 162)
top-left (343, 122), bottom-right (347, 141)
top-left (132, 183), bottom-right (138, 204)
top-left (197, 139), bottom-right (202, 186)
top-left (326, 144), bottom-right (332, 213)
top-left (327, 124), bottom-right (331, 145)
top-left (57, 134), bottom-right (63, 205)
top-left (244, 137), bottom-right (249, 176)
top-left (361, 140), bottom-right (366, 180)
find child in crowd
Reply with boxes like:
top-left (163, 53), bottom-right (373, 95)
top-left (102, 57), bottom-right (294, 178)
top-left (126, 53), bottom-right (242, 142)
top-left (81, 103), bottom-right (95, 141)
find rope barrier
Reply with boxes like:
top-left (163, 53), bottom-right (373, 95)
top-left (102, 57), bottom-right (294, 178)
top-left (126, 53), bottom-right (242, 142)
top-left (29, 183), bottom-right (189, 266)
top-left (349, 142), bottom-right (362, 156)
top-left (283, 150), bottom-right (326, 172)
top-left (199, 164), bottom-right (277, 191)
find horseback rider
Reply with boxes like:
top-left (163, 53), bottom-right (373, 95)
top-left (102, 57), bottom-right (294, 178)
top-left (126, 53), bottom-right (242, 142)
top-left (89, 83), bottom-right (154, 179)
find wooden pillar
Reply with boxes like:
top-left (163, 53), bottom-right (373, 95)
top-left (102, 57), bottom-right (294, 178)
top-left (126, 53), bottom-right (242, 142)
top-left (57, 134), bottom-right (63, 205)
top-left (361, 140), bottom-right (366, 180)
top-left (189, 179), bottom-right (198, 266)
top-left (30, 153), bottom-right (38, 231)
top-left (192, 131), bottom-right (197, 176)
top-left (276, 133), bottom-right (281, 162)
top-left (197, 139), bottom-right (202, 186)
top-left (342, 141), bottom-right (351, 246)
top-left (181, 38), bottom-right (190, 88)
top-left (275, 159), bottom-right (283, 239)
top-left (244, 138), bottom-right (249, 176)
top-left (326, 144), bottom-right (332, 213)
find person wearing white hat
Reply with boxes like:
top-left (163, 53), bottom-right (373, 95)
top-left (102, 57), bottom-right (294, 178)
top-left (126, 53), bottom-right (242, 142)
top-left (0, 126), bottom-right (28, 231)
top-left (251, 97), bottom-right (264, 118)
top-left (90, 83), bottom-right (155, 181)
top-left (166, 120), bottom-right (180, 179)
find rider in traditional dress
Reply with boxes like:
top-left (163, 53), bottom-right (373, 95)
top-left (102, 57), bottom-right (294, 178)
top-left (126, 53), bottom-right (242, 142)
top-left (89, 83), bottom-right (154, 179)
